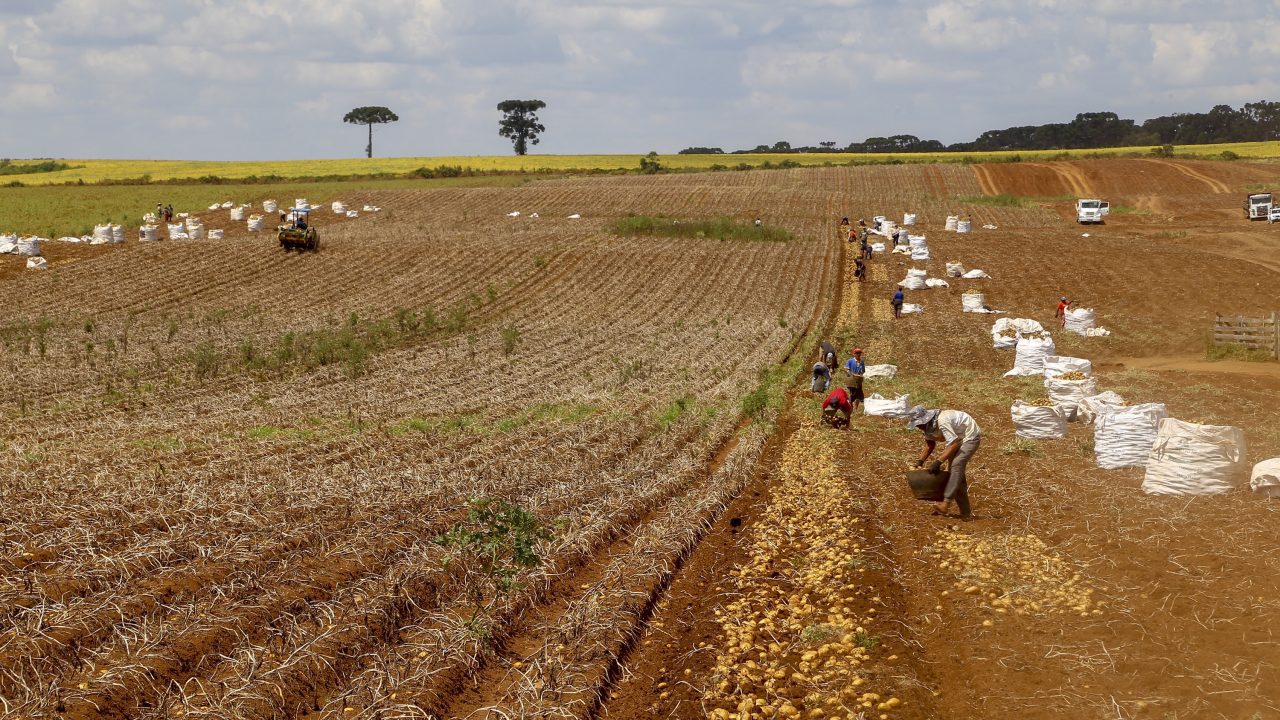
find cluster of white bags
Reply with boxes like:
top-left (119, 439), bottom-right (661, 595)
top-left (1142, 419), bottom-right (1248, 496)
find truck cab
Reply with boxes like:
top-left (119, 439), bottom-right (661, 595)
top-left (1076, 198), bottom-right (1110, 224)
top-left (1245, 192), bottom-right (1273, 220)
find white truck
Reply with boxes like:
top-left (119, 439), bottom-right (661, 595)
top-left (1244, 192), bottom-right (1273, 220)
top-left (1076, 198), bottom-right (1110, 224)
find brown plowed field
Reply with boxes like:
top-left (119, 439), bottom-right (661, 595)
top-left (1, 160), bottom-right (1278, 720)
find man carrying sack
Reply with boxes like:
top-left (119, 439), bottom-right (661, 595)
top-left (905, 406), bottom-right (982, 519)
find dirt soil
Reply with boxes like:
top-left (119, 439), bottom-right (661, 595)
top-left (603, 158), bottom-right (1280, 720)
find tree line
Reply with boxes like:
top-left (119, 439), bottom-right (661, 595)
top-left (680, 101), bottom-right (1280, 155)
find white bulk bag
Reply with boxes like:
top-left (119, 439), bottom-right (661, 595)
top-left (946, 262), bottom-right (965, 277)
top-left (957, 220), bottom-right (972, 233)
top-left (1250, 459), bottom-right (1280, 498)
top-left (220, 201), bottom-right (233, 209)
top-left (945, 215), bottom-right (959, 231)
top-left (1011, 401), bottom-right (1067, 440)
top-left (346, 210), bottom-right (359, 218)
top-left (57, 236), bottom-right (80, 243)
top-left (1043, 356), bottom-right (1092, 379)
top-left (26, 256), bottom-right (48, 270)
top-left (870, 242), bottom-right (885, 253)
top-left (187, 224), bottom-right (205, 240)
top-left (111, 225), bottom-right (124, 244)
top-left (924, 278), bottom-right (949, 288)
top-left (992, 318), bottom-right (1044, 349)
top-left (1064, 307), bottom-right (1096, 335)
top-left (911, 247), bottom-right (931, 260)
top-left (1004, 334), bottom-right (1056, 377)
top-left (908, 236), bottom-right (928, 247)
top-left (263, 200), bottom-right (279, 214)
top-left (863, 364), bottom-right (897, 379)
top-left (903, 212), bottom-right (917, 226)
top-left (294, 198), bottom-right (310, 210)
top-left (864, 393), bottom-right (910, 418)
top-left (17, 237), bottom-right (42, 256)
top-left (1077, 391), bottom-right (1125, 425)
top-left (1143, 419), bottom-right (1248, 496)
top-left (247, 215), bottom-right (265, 232)
top-left (332, 201), bottom-right (347, 214)
top-left (231, 206), bottom-right (246, 221)
top-left (0, 242), bottom-right (15, 254)
top-left (93, 224), bottom-right (113, 242)
top-left (1044, 376), bottom-right (1098, 418)
top-left (901, 270), bottom-right (927, 290)
top-left (208, 204), bottom-right (221, 211)
top-left (167, 223), bottom-right (185, 238)
top-left (139, 226), bottom-right (160, 242)
top-left (962, 293), bottom-right (986, 313)
top-left (962, 269), bottom-right (991, 279)
top-left (208, 229), bottom-right (224, 240)
top-left (901, 303), bottom-right (924, 315)
top-left (1094, 403), bottom-right (1167, 469)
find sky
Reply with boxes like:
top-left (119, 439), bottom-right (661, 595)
top-left (3, 0), bottom-right (1280, 160)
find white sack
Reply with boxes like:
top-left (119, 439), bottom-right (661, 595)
top-left (945, 215), bottom-right (959, 231)
top-left (946, 262), bottom-right (965, 277)
top-left (901, 303), bottom-right (924, 315)
top-left (207, 229), bottom-right (224, 240)
top-left (1064, 307), bottom-right (1096, 335)
top-left (230, 207), bottom-right (246, 221)
top-left (1044, 376), bottom-right (1098, 418)
top-left (1004, 334), bottom-right (1056, 377)
top-left (1043, 356), bottom-right (1092, 379)
top-left (220, 201), bottom-right (233, 209)
top-left (863, 364), bottom-right (897, 379)
top-left (263, 200), bottom-right (279, 214)
top-left (1143, 419), bottom-right (1248, 496)
top-left (1011, 401), bottom-right (1067, 440)
top-left (247, 216), bottom-right (265, 232)
top-left (1084, 327), bottom-right (1112, 337)
top-left (962, 269), bottom-right (991, 279)
top-left (901, 274), bottom-right (927, 290)
top-left (139, 226), bottom-right (159, 242)
top-left (26, 256), bottom-right (48, 270)
top-left (346, 210), bottom-right (359, 218)
top-left (957, 220), bottom-right (972, 233)
top-left (992, 318), bottom-right (1044, 349)
top-left (0, 242), bottom-right (15, 254)
top-left (911, 248), bottom-right (931, 260)
top-left (925, 278), bottom-right (949, 288)
top-left (16, 237), bottom-right (42, 256)
top-left (332, 201), bottom-right (347, 214)
top-left (1095, 403), bottom-right (1167, 470)
top-left (962, 293), bottom-right (986, 313)
top-left (903, 213), bottom-right (917, 226)
top-left (1077, 391), bottom-right (1125, 425)
top-left (864, 393), bottom-right (910, 418)
top-left (1250, 459), bottom-right (1280, 498)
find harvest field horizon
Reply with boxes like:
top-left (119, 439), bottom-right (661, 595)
top-left (2, 157), bottom-right (1278, 719)
top-left (5, 138), bottom-right (1280, 186)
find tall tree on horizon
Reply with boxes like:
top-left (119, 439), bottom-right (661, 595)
top-left (497, 100), bottom-right (546, 156)
top-left (343, 106), bottom-right (399, 158)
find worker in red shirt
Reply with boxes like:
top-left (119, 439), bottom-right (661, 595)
top-left (1055, 296), bottom-right (1071, 327)
top-left (822, 386), bottom-right (853, 429)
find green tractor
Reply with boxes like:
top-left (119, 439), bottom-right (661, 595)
top-left (278, 207), bottom-right (320, 252)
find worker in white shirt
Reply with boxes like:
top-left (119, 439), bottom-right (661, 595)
top-left (906, 406), bottom-right (982, 519)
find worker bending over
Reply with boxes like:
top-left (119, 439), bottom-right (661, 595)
top-left (822, 386), bottom-right (853, 428)
top-left (906, 406), bottom-right (982, 519)
top-left (1055, 296), bottom-right (1071, 327)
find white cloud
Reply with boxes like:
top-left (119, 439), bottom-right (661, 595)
top-left (0, 1), bottom-right (1277, 158)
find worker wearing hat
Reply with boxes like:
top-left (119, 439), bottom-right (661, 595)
top-left (843, 348), bottom-right (866, 409)
top-left (1055, 296), bottom-right (1071, 328)
top-left (906, 406), bottom-right (982, 519)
